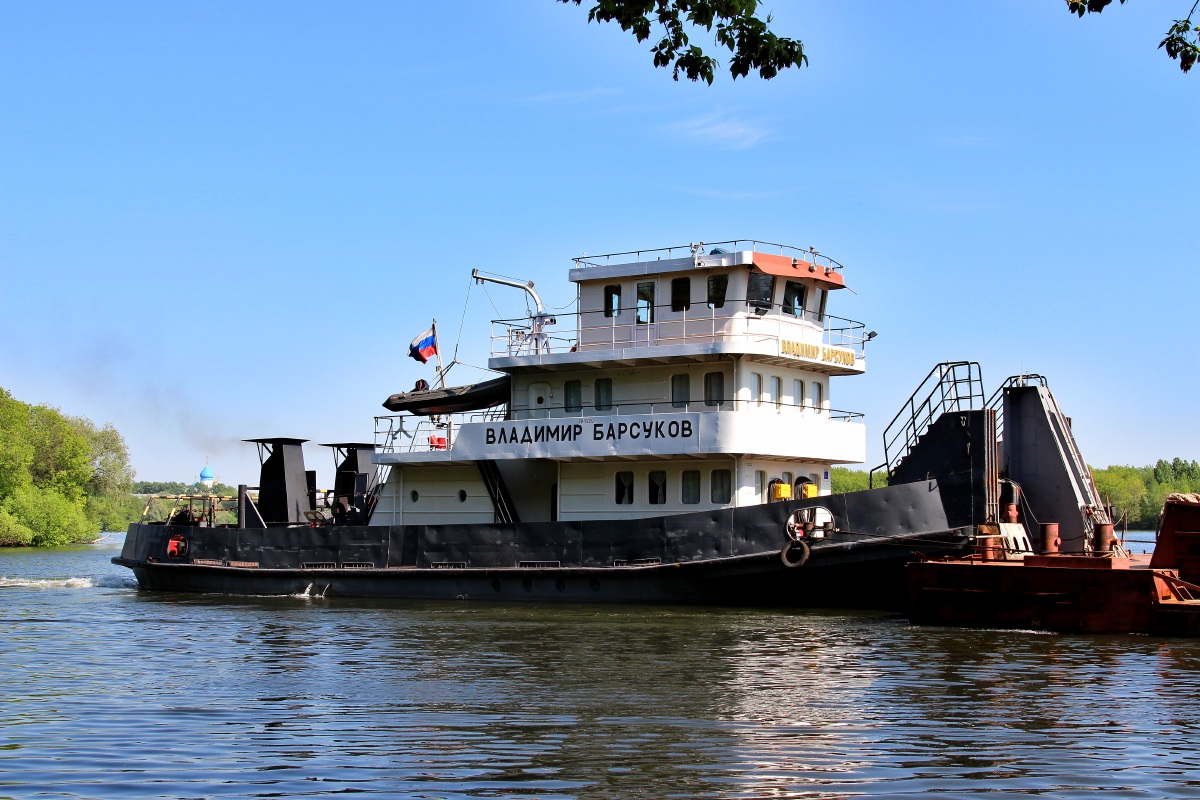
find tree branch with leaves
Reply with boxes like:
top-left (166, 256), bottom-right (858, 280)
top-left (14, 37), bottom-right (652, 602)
top-left (558, 0), bottom-right (807, 83)
top-left (1068, 0), bottom-right (1199, 73)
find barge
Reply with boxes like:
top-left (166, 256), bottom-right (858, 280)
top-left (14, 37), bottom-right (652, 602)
top-left (114, 240), bottom-right (1112, 607)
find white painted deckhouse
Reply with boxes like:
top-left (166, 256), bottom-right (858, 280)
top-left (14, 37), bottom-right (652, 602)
top-left (372, 241), bottom-right (871, 528)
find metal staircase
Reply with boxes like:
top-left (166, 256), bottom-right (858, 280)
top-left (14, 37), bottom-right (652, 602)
top-left (477, 460), bottom-right (520, 524)
top-left (876, 361), bottom-right (986, 482)
top-left (989, 375), bottom-right (1109, 552)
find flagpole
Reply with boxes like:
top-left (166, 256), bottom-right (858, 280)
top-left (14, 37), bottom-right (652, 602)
top-left (431, 318), bottom-right (447, 390)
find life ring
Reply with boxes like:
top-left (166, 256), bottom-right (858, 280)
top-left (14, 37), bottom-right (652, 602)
top-left (780, 539), bottom-right (810, 568)
top-left (166, 534), bottom-right (188, 559)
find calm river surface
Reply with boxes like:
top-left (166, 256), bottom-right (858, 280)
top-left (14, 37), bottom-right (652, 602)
top-left (3, 538), bottom-right (1199, 799)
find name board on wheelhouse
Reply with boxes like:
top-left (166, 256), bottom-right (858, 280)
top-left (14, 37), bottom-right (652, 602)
top-left (779, 340), bottom-right (856, 367)
top-left (455, 413), bottom-right (703, 459)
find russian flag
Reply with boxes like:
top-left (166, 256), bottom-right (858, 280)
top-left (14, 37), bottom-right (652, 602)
top-left (408, 328), bottom-right (437, 363)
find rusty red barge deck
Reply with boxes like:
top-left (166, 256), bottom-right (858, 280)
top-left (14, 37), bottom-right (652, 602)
top-left (907, 496), bottom-right (1200, 636)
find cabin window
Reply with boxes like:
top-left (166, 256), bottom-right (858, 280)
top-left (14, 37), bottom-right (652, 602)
top-left (751, 373), bottom-right (762, 407)
top-left (711, 469), bottom-right (732, 504)
top-left (636, 282), bottom-right (655, 325)
top-left (671, 277), bottom-right (691, 312)
top-left (781, 471), bottom-right (793, 488)
top-left (594, 378), bottom-right (613, 411)
top-left (704, 372), bottom-right (724, 407)
top-left (770, 376), bottom-right (782, 409)
top-left (615, 471), bottom-right (634, 504)
top-left (648, 471), bottom-right (667, 505)
top-left (604, 285), bottom-right (622, 318)
top-left (671, 374), bottom-right (690, 409)
top-left (755, 470), bottom-right (767, 501)
top-left (564, 380), bottom-right (582, 413)
top-left (746, 271), bottom-right (774, 312)
top-left (813, 382), bottom-right (823, 410)
top-left (682, 470), bottom-right (701, 504)
top-left (707, 274), bottom-right (728, 309)
top-left (814, 287), bottom-right (827, 322)
top-left (782, 281), bottom-right (806, 316)
top-left (793, 380), bottom-right (805, 410)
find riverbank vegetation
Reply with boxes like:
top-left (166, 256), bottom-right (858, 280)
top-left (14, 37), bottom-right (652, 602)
top-left (0, 387), bottom-right (137, 546)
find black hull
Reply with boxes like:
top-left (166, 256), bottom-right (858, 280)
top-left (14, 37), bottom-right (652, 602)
top-left (115, 531), bottom-right (963, 607)
top-left (114, 481), bottom-right (972, 608)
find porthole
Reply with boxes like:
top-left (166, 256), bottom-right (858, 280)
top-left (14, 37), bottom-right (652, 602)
top-left (410, 490), bottom-right (419, 502)
top-left (458, 489), bottom-right (467, 502)
top-left (555, 579), bottom-right (566, 593)
top-left (492, 579), bottom-right (501, 593)
top-left (536, 395), bottom-right (545, 405)
top-left (522, 579), bottom-right (533, 593)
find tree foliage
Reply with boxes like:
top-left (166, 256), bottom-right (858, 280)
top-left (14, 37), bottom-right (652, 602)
top-left (558, 0), bottom-right (806, 83)
top-left (1093, 458), bottom-right (1200, 528)
top-left (0, 387), bottom-right (138, 546)
top-left (1068, 0), bottom-right (1200, 73)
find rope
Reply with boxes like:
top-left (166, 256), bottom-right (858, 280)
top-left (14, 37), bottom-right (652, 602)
top-left (451, 279), bottom-right (473, 363)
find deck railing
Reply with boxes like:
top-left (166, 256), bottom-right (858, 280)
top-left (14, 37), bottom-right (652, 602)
top-left (571, 240), bottom-right (846, 275)
top-left (490, 299), bottom-right (868, 361)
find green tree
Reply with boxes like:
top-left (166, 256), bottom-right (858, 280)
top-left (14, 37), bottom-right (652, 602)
top-left (1092, 465), bottom-right (1147, 522)
top-left (68, 416), bottom-right (135, 497)
top-left (1068, 0), bottom-right (1199, 73)
top-left (558, 0), bottom-right (806, 83)
top-left (831, 467), bottom-right (876, 494)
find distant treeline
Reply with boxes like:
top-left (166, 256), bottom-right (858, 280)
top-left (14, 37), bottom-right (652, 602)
top-left (0, 387), bottom-right (139, 546)
top-left (831, 460), bottom-right (1200, 529)
top-left (1092, 459), bottom-right (1200, 529)
top-left (133, 480), bottom-right (239, 496)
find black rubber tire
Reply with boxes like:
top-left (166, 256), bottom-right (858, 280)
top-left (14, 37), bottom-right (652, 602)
top-left (780, 539), bottom-right (810, 568)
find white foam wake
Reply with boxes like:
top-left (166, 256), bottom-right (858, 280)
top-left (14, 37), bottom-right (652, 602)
top-left (0, 575), bottom-right (138, 590)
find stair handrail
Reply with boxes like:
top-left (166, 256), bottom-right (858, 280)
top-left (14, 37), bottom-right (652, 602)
top-left (881, 361), bottom-right (984, 477)
top-left (985, 373), bottom-right (1047, 445)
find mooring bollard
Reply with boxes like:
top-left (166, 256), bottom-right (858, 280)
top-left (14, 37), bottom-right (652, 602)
top-left (1040, 522), bottom-right (1060, 554)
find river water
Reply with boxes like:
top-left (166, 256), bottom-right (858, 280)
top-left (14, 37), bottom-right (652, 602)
top-left (2, 538), bottom-right (1199, 799)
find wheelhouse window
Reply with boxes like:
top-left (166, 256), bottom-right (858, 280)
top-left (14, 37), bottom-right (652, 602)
top-left (671, 374), bottom-right (690, 409)
top-left (711, 469), bottom-right (732, 504)
top-left (782, 281), bottom-right (806, 316)
top-left (751, 373), bottom-right (763, 407)
top-left (770, 376), bottom-right (782, 409)
top-left (564, 380), bottom-right (582, 413)
top-left (704, 372), bottom-right (724, 407)
top-left (636, 282), bottom-right (655, 325)
top-left (648, 471), bottom-right (667, 505)
top-left (594, 378), bottom-right (613, 411)
top-left (615, 471), bottom-right (634, 504)
top-left (746, 271), bottom-right (774, 312)
top-left (682, 470), bottom-right (701, 504)
top-left (814, 287), bottom-right (827, 322)
top-left (671, 277), bottom-right (691, 312)
top-left (604, 285), bottom-right (622, 318)
top-left (707, 274), bottom-right (728, 309)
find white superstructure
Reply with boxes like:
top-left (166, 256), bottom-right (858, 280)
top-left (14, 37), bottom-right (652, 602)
top-left (372, 241), bottom-right (871, 528)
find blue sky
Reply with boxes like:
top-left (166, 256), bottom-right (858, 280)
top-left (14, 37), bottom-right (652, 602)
top-left (1, 1), bottom-right (1196, 485)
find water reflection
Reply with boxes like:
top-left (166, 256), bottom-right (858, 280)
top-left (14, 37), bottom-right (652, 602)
top-left (2, 545), bottom-right (1200, 798)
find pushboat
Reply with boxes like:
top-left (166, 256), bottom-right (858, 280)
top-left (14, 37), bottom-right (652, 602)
top-left (114, 240), bottom-right (1127, 608)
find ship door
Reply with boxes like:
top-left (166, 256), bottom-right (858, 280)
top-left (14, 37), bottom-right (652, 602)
top-left (528, 382), bottom-right (552, 419)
